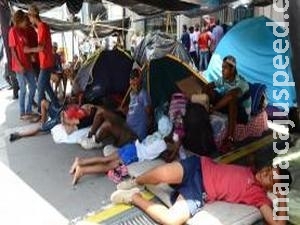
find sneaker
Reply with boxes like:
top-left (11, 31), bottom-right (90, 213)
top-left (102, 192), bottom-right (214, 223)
top-left (103, 145), bottom-right (118, 157)
top-left (110, 188), bottom-right (140, 204)
top-left (9, 133), bottom-right (21, 142)
top-left (80, 136), bottom-right (103, 150)
top-left (116, 178), bottom-right (139, 190)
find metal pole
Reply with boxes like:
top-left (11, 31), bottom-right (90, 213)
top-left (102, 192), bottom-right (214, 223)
top-left (122, 7), bottom-right (126, 49)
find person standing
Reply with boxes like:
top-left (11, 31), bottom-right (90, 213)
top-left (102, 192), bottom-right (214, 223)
top-left (188, 26), bottom-right (198, 68)
top-left (25, 5), bottom-right (59, 111)
top-left (8, 10), bottom-right (37, 119)
top-left (180, 25), bottom-right (190, 53)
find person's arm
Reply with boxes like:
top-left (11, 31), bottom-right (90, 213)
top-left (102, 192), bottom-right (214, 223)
top-left (24, 44), bottom-right (44, 53)
top-left (260, 203), bottom-right (287, 225)
top-left (10, 47), bottom-right (24, 72)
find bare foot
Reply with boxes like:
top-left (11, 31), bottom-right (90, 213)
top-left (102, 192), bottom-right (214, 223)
top-left (72, 166), bottom-right (83, 185)
top-left (69, 157), bottom-right (80, 174)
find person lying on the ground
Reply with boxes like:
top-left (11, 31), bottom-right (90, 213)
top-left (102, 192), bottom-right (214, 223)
top-left (70, 115), bottom-right (175, 185)
top-left (203, 55), bottom-right (251, 147)
top-left (9, 100), bottom-right (97, 142)
top-left (111, 155), bottom-right (292, 225)
top-left (79, 68), bottom-right (152, 149)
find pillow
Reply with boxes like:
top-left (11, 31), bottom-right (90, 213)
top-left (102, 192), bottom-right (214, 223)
top-left (249, 83), bottom-right (266, 116)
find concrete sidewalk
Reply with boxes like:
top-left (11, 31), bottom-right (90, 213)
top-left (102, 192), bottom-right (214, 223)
top-left (0, 89), bottom-right (116, 222)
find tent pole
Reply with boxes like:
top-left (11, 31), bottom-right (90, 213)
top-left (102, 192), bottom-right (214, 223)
top-left (287, 0), bottom-right (300, 106)
top-left (72, 14), bottom-right (75, 60)
top-left (122, 7), bottom-right (126, 49)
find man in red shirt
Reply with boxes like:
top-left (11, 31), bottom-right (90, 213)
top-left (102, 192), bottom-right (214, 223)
top-left (24, 5), bottom-right (59, 112)
top-left (111, 103), bottom-right (292, 225)
top-left (8, 10), bottom-right (37, 119)
top-left (198, 27), bottom-right (212, 71)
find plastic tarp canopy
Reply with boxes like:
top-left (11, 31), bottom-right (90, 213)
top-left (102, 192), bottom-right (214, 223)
top-left (72, 48), bottom-right (133, 103)
top-left (134, 31), bottom-right (195, 69)
top-left (204, 16), bottom-right (296, 108)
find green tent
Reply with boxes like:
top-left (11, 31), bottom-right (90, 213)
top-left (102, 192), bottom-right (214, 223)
top-left (142, 54), bottom-right (207, 108)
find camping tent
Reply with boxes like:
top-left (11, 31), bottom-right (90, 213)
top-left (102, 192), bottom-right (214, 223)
top-left (143, 54), bottom-right (206, 108)
top-left (134, 31), bottom-right (195, 68)
top-left (204, 16), bottom-right (296, 108)
top-left (72, 48), bottom-right (133, 104)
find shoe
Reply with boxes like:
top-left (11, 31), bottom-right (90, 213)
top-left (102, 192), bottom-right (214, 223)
top-left (103, 145), bottom-right (118, 157)
top-left (110, 188), bottom-right (140, 204)
top-left (9, 133), bottom-right (21, 142)
top-left (80, 136), bottom-right (103, 150)
top-left (116, 178), bottom-right (139, 190)
top-left (20, 114), bottom-right (31, 120)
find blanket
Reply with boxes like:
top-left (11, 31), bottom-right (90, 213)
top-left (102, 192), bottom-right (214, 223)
top-left (51, 124), bottom-right (90, 144)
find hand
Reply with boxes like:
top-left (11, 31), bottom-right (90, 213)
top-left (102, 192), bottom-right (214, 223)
top-left (19, 65), bottom-right (25, 73)
top-left (23, 46), bottom-right (30, 53)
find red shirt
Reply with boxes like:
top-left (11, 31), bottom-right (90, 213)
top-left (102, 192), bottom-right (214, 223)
top-left (8, 27), bottom-right (32, 72)
top-left (37, 21), bottom-right (54, 69)
top-left (198, 32), bottom-right (211, 51)
top-left (25, 25), bottom-right (39, 64)
top-left (201, 157), bottom-right (272, 208)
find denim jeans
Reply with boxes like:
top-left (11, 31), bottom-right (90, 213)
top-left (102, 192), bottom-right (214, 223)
top-left (16, 71), bottom-right (37, 116)
top-left (199, 50), bottom-right (209, 71)
top-left (37, 68), bottom-right (59, 111)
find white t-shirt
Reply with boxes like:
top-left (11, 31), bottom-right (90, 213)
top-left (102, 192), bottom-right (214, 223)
top-left (189, 32), bottom-right (197, 52)
top-left (135, 132), bottom-right (167, 162)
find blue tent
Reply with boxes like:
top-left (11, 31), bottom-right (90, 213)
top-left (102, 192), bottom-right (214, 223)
top-left (204, 16), bottom-right (296, 108)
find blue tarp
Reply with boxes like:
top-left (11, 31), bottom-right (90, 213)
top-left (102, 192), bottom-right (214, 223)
top-left (204, 16), bottom-right (296, 108)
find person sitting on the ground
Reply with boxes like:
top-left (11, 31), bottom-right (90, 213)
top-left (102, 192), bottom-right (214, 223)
top-left (9, 100), bottom-right (98, 142)
top-left (70, 115), bottom-right (175, 185)
top-left (111, 157), bottom-right (291, 225)
top-left (79, 68), bottom-right (152, 149)
top-left (203, 55), bottom-right (251, 146)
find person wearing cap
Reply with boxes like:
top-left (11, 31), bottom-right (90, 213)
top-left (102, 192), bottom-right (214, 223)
top-left (24, 5), bottom-right (59, 112)
top-left (204, 55), bottom-right (251, 146)
top-left (70, 115), bottom-right (175, 185)
top-left (8, 10), bottom-right (37, 120)
top-left (9, 99), bottom-right (98, 142)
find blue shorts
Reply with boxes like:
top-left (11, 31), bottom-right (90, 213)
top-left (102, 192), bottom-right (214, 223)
top-left (40, 102), bottom-right (62, 132)
top-left (117, 143), bottom-right (138, 165)
top-left (171, 155), bottom-right (205, 216)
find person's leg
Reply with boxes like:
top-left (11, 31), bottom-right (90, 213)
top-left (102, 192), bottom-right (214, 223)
top-left (72, 153), bottom-right (120, 185)
top-left (212, 90), bottom-right (239, 139)
top-left (37, 69), bottom-right (48, 111)
top-left (9, 125), bottom-right (41, 142)
top-left (88, 107), bottom-right (106, 138)
top-left (131, 193), bottom-right (190, 225)
top-left (24, 71), bottom-right (37, 114)
top-left (203, 51), bottom-right (209, 70)
top-left (137, 161), bottom-right (184, 185)
top-left (40, 99), bottom-right (50, 123)
top-left (15, 73), bottom-right (26, 117)
top-left (43, 69), bottom-right (59, 107)
top-left (199, 51), bottom-right (203, 71)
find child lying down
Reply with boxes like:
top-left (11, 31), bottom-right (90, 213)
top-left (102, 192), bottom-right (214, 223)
top-left (9, 99), bottom-right (97, 142)
top-left (69, 115), bottom-right (176, 185)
